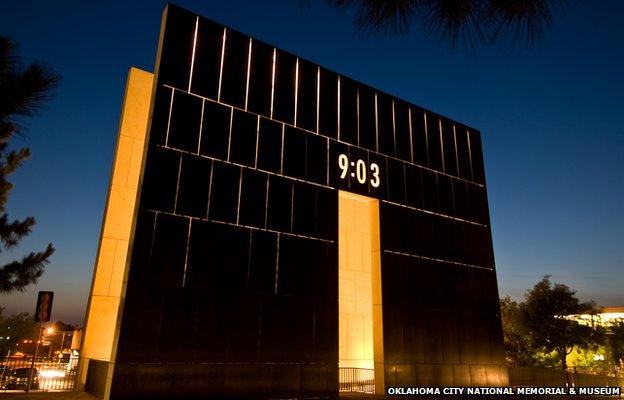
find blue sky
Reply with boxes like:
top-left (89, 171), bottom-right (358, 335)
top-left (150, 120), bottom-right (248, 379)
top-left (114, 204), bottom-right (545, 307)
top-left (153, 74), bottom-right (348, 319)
top-left (1, 0), bottom-right (622, 324)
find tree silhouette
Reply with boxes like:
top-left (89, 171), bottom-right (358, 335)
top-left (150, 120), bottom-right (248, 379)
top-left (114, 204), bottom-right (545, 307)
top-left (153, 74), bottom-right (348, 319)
top-left (0, 36), bottom-right (58, 293)
top-left (0, 307), bottom-right (39, 355)
top-left (608, 320), bottom-right (624, 371)
top-left (523, 276), bottom-right (604, 386)
top-left (500, 295), bottom-right (538, 366)
top-left (325, 0), bottom-right (566, 48)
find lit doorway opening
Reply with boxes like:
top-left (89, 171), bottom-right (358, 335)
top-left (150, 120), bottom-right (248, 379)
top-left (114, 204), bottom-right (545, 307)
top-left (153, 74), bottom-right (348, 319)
top-left (338, 191), bottom-right (384, 394)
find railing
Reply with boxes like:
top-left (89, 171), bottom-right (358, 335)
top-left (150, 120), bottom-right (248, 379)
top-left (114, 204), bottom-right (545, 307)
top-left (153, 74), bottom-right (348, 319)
top-left (339, 367), bottom-right (375, 393)
top-left (0, 356), bottom-right (79, 392)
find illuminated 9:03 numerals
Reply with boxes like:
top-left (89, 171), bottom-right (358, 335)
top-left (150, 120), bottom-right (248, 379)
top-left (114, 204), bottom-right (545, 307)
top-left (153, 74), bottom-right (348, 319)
top-left (338, 153), bottom-right (380, 188)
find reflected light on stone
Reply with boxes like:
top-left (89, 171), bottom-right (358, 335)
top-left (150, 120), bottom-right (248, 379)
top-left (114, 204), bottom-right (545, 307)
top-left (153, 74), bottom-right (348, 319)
top-left (338, 190), bottom-right (384, 393)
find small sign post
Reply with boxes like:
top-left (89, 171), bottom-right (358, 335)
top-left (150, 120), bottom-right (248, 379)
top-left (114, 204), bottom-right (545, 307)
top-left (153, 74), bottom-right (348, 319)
top-left (27, 291), bottom-right (54, 392)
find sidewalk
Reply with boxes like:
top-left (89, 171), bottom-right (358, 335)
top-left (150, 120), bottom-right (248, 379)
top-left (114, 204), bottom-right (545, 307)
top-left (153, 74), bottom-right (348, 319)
top-left (0, 392), bottom-right (96, 400)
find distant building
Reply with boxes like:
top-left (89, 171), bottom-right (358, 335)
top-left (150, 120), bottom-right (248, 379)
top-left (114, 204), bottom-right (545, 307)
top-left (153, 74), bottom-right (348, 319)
top-left (71, 328), bottom-right (82, 351)
top-left (567, 307), bottom-right (624, 328)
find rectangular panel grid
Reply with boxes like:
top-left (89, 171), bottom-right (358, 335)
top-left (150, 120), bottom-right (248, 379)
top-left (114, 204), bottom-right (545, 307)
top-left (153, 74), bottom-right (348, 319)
top-left (111, 4), bottom-right (504, 399)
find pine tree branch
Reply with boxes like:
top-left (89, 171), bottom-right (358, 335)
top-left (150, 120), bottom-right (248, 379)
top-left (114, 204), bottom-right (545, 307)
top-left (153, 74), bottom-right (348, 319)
top-left (0, 173), bottom-right (12, 212)
top-left (0, 36), bottom-right (59, 138)
top-left (0, 148), bottom-right (30, 175)
top-left (0, 36), bottom-right (58, 292)
top-left (0, 37), bottom-right (18, 78)
top-left (0, 213), bottom-right (36, 249)
top-left (323, 0), bottom-right (566, 48)
top-left (0, 243), bottom-right (54, 293)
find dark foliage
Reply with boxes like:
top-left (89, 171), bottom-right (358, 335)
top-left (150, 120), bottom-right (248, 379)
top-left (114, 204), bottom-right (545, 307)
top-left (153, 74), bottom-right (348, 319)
top-left (609, 320), bottom-right (624, 370)
top-left (0, 308), bottom-right (39, 355)
top-left (522, 276), bottom-right (604, 384)
top-left (0, 36), bottom-right (58, 293)
top-left (324, 0), bottom-right (566, 48)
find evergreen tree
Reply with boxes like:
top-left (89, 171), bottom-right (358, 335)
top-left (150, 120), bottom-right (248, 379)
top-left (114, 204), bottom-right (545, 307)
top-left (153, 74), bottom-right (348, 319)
top-left (0, 36), bottom-right (58, 293)
top-left (324, 0), bottom-right (565, 48)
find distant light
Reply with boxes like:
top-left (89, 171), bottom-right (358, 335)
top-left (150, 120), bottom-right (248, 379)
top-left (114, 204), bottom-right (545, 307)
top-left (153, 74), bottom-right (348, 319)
top-left (46, 327), bottom-right (54, 335)
top-left (40, 368), bottom-right (66, 378)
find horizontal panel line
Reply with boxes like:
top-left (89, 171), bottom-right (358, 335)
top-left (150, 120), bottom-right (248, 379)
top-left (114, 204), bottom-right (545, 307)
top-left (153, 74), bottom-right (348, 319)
top-left (146, 209), bottom-right (335, 244)
top-left (162, 84), bottom-right (484, 188)
top-left (380, 199), bottom-right (488, 228)
top-left (383, 250), bottom-right (494, 271)
top-left (154, 143), bottom-right (335, 190)
top-left (154, 145), bottom-right (486, 227)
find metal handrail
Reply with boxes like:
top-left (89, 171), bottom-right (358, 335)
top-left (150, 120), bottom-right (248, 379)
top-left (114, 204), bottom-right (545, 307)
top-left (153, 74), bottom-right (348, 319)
top-left (1, 356), bottom-right (78, 392)
top-left (339, 367), bottom-right (375, 393)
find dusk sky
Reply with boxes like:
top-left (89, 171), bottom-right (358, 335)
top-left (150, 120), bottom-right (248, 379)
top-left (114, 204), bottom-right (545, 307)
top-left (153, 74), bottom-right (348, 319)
top-left (1, 0), bottom-right (622, 324)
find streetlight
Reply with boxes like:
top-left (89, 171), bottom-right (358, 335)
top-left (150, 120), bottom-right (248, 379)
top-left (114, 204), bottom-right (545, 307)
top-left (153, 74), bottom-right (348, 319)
top-left (42, 325), bottom-right (72, 359)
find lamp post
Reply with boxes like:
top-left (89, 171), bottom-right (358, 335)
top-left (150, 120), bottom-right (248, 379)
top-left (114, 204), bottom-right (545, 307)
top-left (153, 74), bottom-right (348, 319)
top-left (27, 324), bottom-right (45, 392)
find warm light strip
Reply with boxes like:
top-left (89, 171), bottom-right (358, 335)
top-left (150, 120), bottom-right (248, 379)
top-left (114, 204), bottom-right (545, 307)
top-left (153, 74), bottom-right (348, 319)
top-left (438, 118), bottom-right (445, 173)
top-left (316, 67), bottom-right (320, 133)
top-left (391, 99), bottom-right (397, 155)
top-left (408, 107), bottom-right (415, 164)
top-left (401, 163), bottom-right (408, 202)
top-left (244, 38), bottom-right (252, 111)
top-left (196, 99), bottom-right (205, 154)
top-left (279, 123), bottom-right (285, 174)
top-left (294, 58), bottom-right (299, 126)
top-left (374, 92), bottom-right (379, 152)
top-left (453, 124), bottom-right (460, 177)
top-left (423, 112), bottom-right (430, 165)
top-left (383, 249), bottom-right (494, 271)
top-left (147, 213), bottom-right (158, 265)
top-left (173, 154), bottom-right (183, 213)
top-left (254, 115), bottom-right (260, 168)
top-left (466, 129), bottom-right (474, 181)
top-left (217, 28), bottom-right (226, 102)
top-left (205, 160), bottom-right (214, 217)
top-left (337, 76), bottom-right (341, 141)
top-left (326, 138), bottom-right (330, 185)
top-left (264, 176), bottom-right (270, 227)
top-left (181, 219), bottom-right (192, 286)
top-left (188, 17), bottom-right (199, 92)
top-left (226, 105), bottom-right (233, 161)
top-left (164, 88), bottom-right (175, 146)
top-left (274, 233), bottom-right (281, 294)
top-left (270, 48), bottom-right (277, 119)
top-left (157, 152), bottom-right (485, 231)
top-left (236, 168), bottom-right (243, 224)
top-left (156, 143), bottom-right (333, 191)
top-left (381, 198), bottom-right (488, 227)
top-left (161, 84), bottom-right (485, 188)
top-left (290, 185), bottom-right (295, 231)
top-left (149, 209), bottom-right (335, 244)
top-left (356, 88), bottom-right (360, 147)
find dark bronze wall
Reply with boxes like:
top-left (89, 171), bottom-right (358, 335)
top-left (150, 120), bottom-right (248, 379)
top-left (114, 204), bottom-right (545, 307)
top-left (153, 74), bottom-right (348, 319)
top-left (110, 4), bottom-right (505, 399)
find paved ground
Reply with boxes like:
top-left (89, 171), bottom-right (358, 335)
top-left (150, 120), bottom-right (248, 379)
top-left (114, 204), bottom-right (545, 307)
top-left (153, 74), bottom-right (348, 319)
top-left (0, 392), bottom-right (96, 400)
top-left (0, 392), bottom-right (621, 400)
